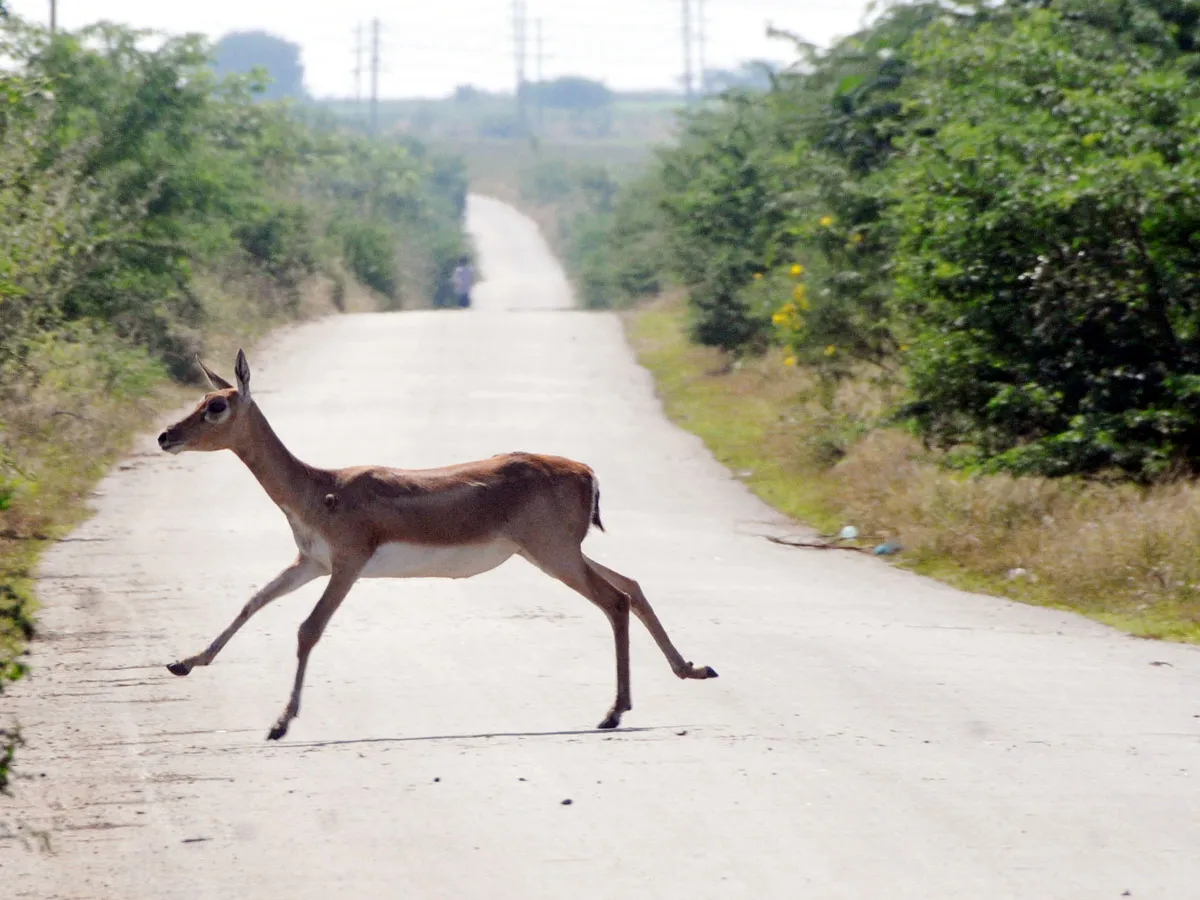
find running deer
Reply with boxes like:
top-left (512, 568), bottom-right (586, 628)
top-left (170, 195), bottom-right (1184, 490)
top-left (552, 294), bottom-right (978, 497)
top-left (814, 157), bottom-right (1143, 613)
top-left (158, 350), bottom-right (718, 740)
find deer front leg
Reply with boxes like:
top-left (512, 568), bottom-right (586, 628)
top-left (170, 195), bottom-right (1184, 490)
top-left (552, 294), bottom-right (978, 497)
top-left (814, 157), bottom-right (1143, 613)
top-left (167, 556), bottom-right (325, 676)
top-left (268, 561), bottom-right (363, 741)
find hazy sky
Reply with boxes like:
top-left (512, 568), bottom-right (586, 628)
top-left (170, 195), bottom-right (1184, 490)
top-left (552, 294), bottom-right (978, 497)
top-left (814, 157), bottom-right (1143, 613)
top-left (11, 1), bottom-right (877, 98)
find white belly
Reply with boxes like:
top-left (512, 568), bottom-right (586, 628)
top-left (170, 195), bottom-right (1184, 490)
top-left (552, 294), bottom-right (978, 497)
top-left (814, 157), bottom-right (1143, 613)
top-left (361, 539), bottom-right (517, 579)
top-left (285, 513), bottom-right (515, 580)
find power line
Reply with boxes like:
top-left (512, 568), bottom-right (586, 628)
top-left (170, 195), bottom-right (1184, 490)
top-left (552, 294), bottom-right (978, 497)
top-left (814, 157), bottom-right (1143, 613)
top-left (535, 18), bottom-right (545, 85)
top-left (535, 17), bottom-right (549, 133)
top-left (696, 0), bottom-right (707, 94)
top-left (681, 0), bottom-right (693, 103)
top-left (369, 18), bottom-right (380, 138)
top-left (353, 22), bottom-right (364, 105)
top-left (512, 0), bottom-right (528, 128)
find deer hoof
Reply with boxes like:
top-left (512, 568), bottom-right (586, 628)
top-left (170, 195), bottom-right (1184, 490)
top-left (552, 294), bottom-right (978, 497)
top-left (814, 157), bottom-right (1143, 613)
top-left (703, 666), bottom-right (719, 678)
top-left (167, 661), bottom-right (192, 676)
top-left (597, 707), bottom-right (625, 730)
top-left (267, 722), bottom-right (289, 741)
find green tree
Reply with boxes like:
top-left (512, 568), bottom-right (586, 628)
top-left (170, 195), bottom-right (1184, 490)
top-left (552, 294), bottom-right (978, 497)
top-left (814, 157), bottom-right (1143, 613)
top-left (656, 93), bottom-right (796, 350)
top-left (213, 31), bottom-right (307, 101)
top-left (530, 76), bottom-right (613, 111)
top-left (890, 8), bottom-right (1200, 476)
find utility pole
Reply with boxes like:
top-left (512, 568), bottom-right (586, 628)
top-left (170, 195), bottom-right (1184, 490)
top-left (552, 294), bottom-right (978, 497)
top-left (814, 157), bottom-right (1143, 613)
top-left (696, 0), bottom-right (707, 95)
top-left (681, 0), bottom-right (693, 103)
top-left (512, 0), bottom-right (528, 130)
top-left (369, 18), bottom-right (380, 138)
top-left (49, 0), bottom-right (57, 35)
top-left (535, 17), bottom-right (545, 133)
top-left (353, 22), bottom-right (364, 106)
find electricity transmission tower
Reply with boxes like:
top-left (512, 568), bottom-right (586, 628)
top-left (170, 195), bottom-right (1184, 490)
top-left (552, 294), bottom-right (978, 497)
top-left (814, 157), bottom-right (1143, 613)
top-left (681, 0), bottom-right (710, 102)
top-left (534, 17), bottom-right (551, 133)
top-left (353, 22), bottom-right (364, 106)
top-left (681, 0), bottom-right (693, 102)
top-left (369, 18), bottom-right (381, 138)
top-left (512, 0), bottom-right (529, 129)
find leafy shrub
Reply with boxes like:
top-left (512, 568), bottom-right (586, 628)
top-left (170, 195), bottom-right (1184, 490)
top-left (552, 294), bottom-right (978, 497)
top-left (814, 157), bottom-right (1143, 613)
top-left (591, 0), bottom-right (1200, 480)
top-left (585, 173), bottom-right (669, 306)
top-left (890, 9), bottom-right (1200, 477)
top-left (0, 449), bottom-right (26, 514)
top-left (656, 94), bottom-right (792, 351)
top-left (235, 200), bottom-right (318, 285)
top-left (522, 158), bottom-right (575, 203)
top-left (336, 219), bottom-right (399, 300)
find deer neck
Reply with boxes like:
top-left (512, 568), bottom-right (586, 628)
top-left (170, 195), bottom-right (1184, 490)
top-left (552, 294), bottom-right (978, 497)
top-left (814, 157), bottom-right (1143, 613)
top-left (232, 402), bottom-right (319, 513)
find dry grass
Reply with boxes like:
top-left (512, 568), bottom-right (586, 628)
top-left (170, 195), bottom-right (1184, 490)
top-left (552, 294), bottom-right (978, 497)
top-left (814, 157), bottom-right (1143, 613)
top-left (626, 293), bottom-right (1200, 643)
top-left (625, 292), bottom-right (847, 529)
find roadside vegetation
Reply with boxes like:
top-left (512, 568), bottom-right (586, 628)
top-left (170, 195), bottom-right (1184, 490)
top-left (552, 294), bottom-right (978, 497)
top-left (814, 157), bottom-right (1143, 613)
top-left (323, 78), bottom-right (681, 148)
top-left (332, 78), bottom-right (681, 295)
top-left (574, 0), bottom-right (1200, 641)
top-left (0, 17), bottom-right (468, 788)
top-left (464, 146), bottom-right (650, 307)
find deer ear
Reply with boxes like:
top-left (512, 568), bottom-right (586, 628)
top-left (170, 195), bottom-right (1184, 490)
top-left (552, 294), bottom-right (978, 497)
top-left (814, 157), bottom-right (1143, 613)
top-left (196, 355), bottom-right (233, 391)
top-left (234, 349), bottom-right (251, 399)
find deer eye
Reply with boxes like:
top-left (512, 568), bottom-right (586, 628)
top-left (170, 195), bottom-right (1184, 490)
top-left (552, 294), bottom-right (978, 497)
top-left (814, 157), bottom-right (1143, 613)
top-left (207, 398), bottom-right (228, 415)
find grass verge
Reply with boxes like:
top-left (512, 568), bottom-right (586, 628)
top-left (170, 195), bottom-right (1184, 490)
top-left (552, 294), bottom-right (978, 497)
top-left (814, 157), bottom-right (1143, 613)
top-left (625, 294), bottom-right (1200, 644)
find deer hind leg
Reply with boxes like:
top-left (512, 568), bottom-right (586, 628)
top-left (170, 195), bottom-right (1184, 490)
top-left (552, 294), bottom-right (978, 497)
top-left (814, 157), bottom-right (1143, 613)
top-left (167, 555), bottom-right (325, 676)
top-left (520, 548), bottom-right (633, 729)
top-left (586, 557), bottom-right (718, 682)
top-left (268, 562), bottom-right (362, 741)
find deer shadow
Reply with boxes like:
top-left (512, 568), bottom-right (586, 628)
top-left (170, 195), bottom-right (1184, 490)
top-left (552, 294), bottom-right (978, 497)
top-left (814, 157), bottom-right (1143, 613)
top-left (279, 725), bottom-right (681, 749)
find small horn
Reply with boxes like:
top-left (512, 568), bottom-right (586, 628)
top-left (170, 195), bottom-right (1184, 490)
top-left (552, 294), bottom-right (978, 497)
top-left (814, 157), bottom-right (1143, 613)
top-left (196, 355), bottom-right (233, 391)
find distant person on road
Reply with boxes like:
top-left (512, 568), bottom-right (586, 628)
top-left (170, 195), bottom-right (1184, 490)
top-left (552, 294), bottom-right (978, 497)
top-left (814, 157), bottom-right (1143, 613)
top-left (451, 257), bottom-right (475, 309)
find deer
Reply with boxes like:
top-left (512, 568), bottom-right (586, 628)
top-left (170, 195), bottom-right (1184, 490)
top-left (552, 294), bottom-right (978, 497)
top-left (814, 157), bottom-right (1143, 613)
top-left (157, 350), bottom-right (718, 741)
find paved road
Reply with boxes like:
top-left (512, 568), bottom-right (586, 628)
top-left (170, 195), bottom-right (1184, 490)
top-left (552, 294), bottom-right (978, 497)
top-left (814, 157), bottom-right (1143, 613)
top-left (4, 194), bottom-right (1199, 899)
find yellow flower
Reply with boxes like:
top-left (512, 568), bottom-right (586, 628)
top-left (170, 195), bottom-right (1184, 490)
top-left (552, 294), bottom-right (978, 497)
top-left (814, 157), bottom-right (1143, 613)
top-left (792, 283), bottom-right (806, 301)
top-left (900, 344), bottom-right (909, 352)
top-left (819, 215), bottom-right (835, 228)
top-left (851, 233), bottom-right (864, 244)
top-left (753, 272), bottom-right (763, 281)
top-left (772, 311), bottom-right (788, 326)
top-left (790, 264), bottom-right (804, 277)
top-left (784, 356), bottom-right (797, 367)
top-left (824, 344), bottom-right (837, 357)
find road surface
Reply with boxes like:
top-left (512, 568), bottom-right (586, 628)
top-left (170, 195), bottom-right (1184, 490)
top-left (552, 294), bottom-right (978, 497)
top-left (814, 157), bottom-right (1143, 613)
top-left (4, 194), bottom-right (1199, 899)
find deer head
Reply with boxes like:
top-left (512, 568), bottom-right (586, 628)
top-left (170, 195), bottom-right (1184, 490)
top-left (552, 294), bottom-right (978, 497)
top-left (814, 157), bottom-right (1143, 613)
top-left (158, 349), bottom-right (253, 454)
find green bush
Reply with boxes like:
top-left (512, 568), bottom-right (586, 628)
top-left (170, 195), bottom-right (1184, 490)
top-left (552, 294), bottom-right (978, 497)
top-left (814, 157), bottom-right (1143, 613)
top-left (582, 173), bottom-right (668, 307)
top-left (890, 9), bottom-right (1200, 477)
top-left (655, 94), bottom-right (792, 351)
top-left (235, 200), bottom-right (319, 285)
top-left (336, 218), bottom-right (400, 300)
top-left (588, 0), bottom-right (1200, 479)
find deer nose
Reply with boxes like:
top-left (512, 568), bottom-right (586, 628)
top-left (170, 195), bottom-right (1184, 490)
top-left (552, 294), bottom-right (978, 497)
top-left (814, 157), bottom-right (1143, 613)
top-left (157, 430), bottom-right (174, 449)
